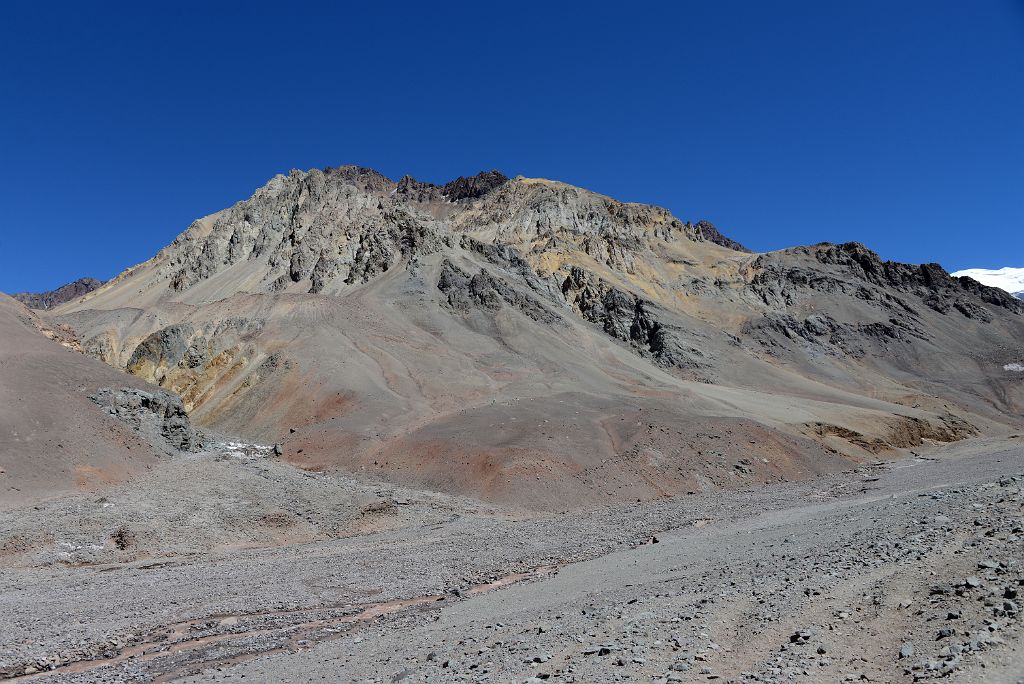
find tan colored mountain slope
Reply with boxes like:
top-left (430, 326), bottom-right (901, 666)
top-left (48, 167), bottom-right (1024, 509)
top-left (0, 295), bottom-right (172, 510)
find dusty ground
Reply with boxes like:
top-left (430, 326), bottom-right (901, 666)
top-left (0, 436), bottom-right (485, 568)
top-left (2, 436), bottom-right (1022, 683)
top-left (0, 295), bottom-right (169, 510)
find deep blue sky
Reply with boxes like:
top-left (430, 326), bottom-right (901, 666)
top-left (2, 1), bottom-right (1022, 293)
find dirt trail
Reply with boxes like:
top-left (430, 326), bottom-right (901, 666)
top-left (10, 594), bottom-right (447, 682)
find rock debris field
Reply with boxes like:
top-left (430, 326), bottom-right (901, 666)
top-left (2, 437), bottom-right (1023, 683)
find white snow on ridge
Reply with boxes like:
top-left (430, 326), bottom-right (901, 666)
top-left (951, 267), bottom-right (1024, 299)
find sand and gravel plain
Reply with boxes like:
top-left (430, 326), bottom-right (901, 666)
top-left (2, 437), bottom-right (1022, 683)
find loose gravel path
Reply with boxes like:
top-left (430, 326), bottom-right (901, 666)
top-left (2, 438), bottom-right (1022, 683)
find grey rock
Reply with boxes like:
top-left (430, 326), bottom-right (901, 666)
top-left (90, 387), bottom-right (200, 452)
top-left (999, 599), bottom-right (1019, 616)
top-left (437, 259), bottom-right (559, 324)
top-left (442, 171), bottom-right (509, 201)
top-left (560, 266), bottom-right (708, 370)
top-left (790, 629), bottom-right (813, 645)
top-left (691, 219), bottom-right (749, 252)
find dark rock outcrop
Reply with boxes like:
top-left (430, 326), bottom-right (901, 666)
top-left (90, 387), bottom-right (200, 452)
top-left (747, 243), bottom-right (1022, 320)
top-left (395, 175), bottom-right (444, 203)
top-left (437, 259), bottom-right (560, 324)
top-left (394, 170), bottom-right (509, 203)
top-left (127, 324), bottom-right (197, 373)
top-left (458, 236), bottom-right (562, 301)
top-left (442, 171), bottom-right (509, 201)
top-left (741, 311), bottom-right (928, 359)
top-left (561, 266), bottom-right (707, 369)
top-left (691, 220), bottom-right (750, 252)
top-left (11, 278), bottom-right (103, 310)
top-left (812, 243), bottom-right (1022, 315)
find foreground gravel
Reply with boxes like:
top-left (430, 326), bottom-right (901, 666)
top-left (1, 438), bottom-right (1022, 683)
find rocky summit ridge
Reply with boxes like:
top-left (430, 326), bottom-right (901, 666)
top-left (112, 166), bottom-right (744, 299)
top-left (46, 165), bottom-right (1024, 509)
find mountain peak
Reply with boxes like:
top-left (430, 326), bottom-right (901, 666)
top-left (10, 277), bottom-right (104, 310)
top-left (96, 166), bottom-right (749, 300)
top-left (441, 170), bottom-right (509, 201)
top-left (393, 169), bottom-right (510, 203)
top-left (43, 162), bottom-right (1024, 516)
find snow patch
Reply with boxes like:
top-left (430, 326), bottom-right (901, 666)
top-left (952, 267), bottom-right (1024, 299)
top-left (212, 440), bottom-right (276, 459)
top-left (1004, 363), bottom-right (1024, 372)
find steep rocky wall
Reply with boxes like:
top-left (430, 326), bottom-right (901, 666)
top-left (560, 266), bottom-right (710, 370)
